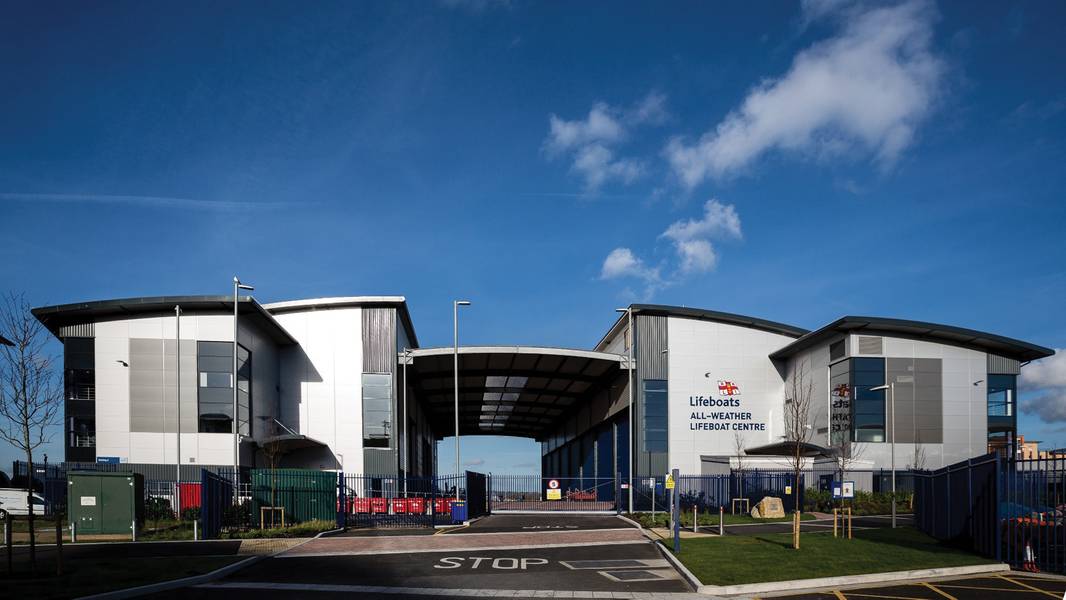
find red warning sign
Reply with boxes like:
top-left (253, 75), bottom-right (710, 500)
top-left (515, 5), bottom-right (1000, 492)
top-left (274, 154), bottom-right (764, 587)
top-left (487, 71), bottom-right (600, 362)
top-left (547, 479), bottom-right (560, 490)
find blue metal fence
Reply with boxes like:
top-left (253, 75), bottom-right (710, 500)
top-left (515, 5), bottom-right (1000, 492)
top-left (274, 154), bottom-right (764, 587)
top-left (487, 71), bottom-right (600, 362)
top-left (914, 453), bottom-right (1066, 574)
top-left (200, 469), bottom-right (233, 540)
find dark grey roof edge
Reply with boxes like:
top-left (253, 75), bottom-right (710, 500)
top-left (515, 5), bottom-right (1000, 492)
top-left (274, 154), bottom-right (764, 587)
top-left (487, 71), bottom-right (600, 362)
top-left (631, 304), bottom-right (809, 338)
top-left (768, 315), bottom-right (1055, 363)
top-left (31, 295), bottom-right (298, 345)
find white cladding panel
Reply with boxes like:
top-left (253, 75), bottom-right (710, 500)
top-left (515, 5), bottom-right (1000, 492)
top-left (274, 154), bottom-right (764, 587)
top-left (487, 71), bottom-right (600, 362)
top-left (856, 335), bottom-right (987, 470)
top-left (667, 317), bottom-right (795, 474)
top-left (274, 307), bottom-right (363, 473)
top-left (90, 313), bottom-right (279, 466)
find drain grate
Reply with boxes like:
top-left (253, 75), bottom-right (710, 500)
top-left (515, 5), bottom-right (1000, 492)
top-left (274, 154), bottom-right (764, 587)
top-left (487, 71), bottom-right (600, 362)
top-left (600, 569), bottom-right (665, 582)
top-left (560, 559), bottom-right (647, 570)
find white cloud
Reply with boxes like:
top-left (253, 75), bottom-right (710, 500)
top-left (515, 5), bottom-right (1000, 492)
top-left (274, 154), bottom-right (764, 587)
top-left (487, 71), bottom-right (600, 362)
top-left (546, 104), bottom-right (626, 155)
top-left (661, 199), bottom-right (743, 243)
top-left (1020, 350), bottom-right (1066, 422)
top-left (463, 457), bottom-right (486, 466)
top-left (676, 239), bottom-right (717, 273)
top-left (600, 198), bottom-right (742, 295)
top-left (572, 145), bottom-right (644, 190)
top-left (666, 0), bottom-right (943, 187)
top-left (1021, 351), bottom-right (1066, 390)
top-left (544, 92), bottom-right (668, 192)
top-left (601, 247), bottom-right (658, 282)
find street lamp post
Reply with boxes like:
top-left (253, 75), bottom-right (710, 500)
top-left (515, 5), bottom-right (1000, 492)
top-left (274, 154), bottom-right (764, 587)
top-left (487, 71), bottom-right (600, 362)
top-left (872, 375), bottom-right (912, 529)
top-left (175, 305), bottom-right (182, 518)
top-left (232, 276), bottom-right (254, 505)
top-left (402, 347), bottom-right (410, 497)
top-left (453, 300), bottom-right (471, 502)
top-left (615, 307), bottom-right (634, 514)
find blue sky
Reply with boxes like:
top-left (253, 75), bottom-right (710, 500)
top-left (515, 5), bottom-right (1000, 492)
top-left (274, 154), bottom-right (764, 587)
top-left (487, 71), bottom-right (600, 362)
top-left (1, 0), bottom-right (1064, 473)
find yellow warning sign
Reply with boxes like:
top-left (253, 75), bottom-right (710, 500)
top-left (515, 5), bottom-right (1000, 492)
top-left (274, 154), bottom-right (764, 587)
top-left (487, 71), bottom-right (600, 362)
top-left (546, 489), bottom-right (562, 500)
top-left (665, 474), bottom-right (675, 490)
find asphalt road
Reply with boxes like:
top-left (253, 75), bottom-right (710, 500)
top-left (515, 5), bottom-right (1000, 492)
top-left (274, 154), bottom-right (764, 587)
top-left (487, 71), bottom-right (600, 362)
top-left (770, 572), bottom-right (1066, 599)
top-left (148, 542), bottom-right (691, 598)
top-left (146, 514), bottom-right (692, 598)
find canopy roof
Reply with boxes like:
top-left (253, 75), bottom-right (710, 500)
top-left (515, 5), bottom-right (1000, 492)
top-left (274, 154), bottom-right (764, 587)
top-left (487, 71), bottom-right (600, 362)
top-left (406, 346), bottom-right (628, 440)
top-left (744, 441), bottom-right (833, 458)
top-left (769, 315), bottom-right (1054, 363)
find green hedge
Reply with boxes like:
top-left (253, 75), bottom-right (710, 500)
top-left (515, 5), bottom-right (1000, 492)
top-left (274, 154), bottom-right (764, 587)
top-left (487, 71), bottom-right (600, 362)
top-left (803, 490), bottom-right (913, 515)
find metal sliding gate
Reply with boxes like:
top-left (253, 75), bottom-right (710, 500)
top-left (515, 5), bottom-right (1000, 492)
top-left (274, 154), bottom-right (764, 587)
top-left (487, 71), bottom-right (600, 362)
top-left (491, 475), bottom-right (618, 512)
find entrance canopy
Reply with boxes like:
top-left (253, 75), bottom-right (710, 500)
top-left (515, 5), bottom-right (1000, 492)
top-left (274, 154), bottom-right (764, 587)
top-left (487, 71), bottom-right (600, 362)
top-left (405, 346), bottom-right (628, 440)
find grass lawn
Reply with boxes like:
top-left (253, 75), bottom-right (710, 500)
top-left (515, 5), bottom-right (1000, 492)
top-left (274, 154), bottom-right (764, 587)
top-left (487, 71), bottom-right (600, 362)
top-left (5, 555), bottom-right (244, 599)
top-left (670, 526), bottom-right (996, 586)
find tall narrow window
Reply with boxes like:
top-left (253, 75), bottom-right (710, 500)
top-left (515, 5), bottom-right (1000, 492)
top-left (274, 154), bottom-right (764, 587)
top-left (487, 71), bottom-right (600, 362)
top-left (362, 373), bottom-right (393, 448)
top-left (851, 357), bottom-right (886, 442)
top-left (197, 341), bottom-right (251, 434)
top-left (64, 337), bottom-right (95, 461)
top-left (642, 379), bottom-right (668, 453)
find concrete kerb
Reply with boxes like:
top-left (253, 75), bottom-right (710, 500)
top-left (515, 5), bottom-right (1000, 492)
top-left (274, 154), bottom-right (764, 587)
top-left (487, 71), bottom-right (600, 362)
top-left (613, 512), bottom-right (703, 593)
top-left (696, 563), bottom-right (1012, 597)
top-left (76, 526), bottom-right (344, 599)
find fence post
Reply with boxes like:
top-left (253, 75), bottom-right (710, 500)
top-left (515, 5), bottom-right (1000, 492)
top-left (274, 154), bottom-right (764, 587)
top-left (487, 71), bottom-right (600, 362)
top-left (672, 468), bottom-right (680, 554)
top-left (994, 453), bottom-right (1002, 563)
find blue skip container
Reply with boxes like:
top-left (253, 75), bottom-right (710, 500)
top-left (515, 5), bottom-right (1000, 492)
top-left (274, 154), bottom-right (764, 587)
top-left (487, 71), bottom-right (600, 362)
top-left (450, 500), bottom-right (467, 524)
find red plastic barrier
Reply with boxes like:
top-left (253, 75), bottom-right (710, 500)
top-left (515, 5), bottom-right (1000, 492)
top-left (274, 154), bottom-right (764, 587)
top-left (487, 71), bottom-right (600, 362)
top-left (178, 482), bottom-right (201, 509)
top-left (407, 498), bottom-right (426, 514)
top-left (370, 497), bottom-right (387, 514)
top-left (433, 497), bottom-right (451, 514)
top-left (391, 498), bottom-right (408, 514)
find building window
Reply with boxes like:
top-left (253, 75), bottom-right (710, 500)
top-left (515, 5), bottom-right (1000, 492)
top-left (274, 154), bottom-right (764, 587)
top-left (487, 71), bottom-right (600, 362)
top-left (851, 357), bottom-right (886, 442)
top-left (64, 337), bottom-right (95, 401)
top-left (642, 379), bottom-right (668, 453)
top-left (197, 341), bottom-right (251, 435)
top-left (988, 374), bottom-right (1016, 417)
top-left (362, 373), bottom-right (393, 448)
top-left (70, 417), bottom-right (95, 448)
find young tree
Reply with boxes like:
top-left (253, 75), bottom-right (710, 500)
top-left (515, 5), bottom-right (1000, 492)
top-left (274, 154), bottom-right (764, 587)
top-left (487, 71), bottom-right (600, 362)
top-left (733, 431), bottom-right (747, 501)
top-left (782, 361), bottom-right (815, 550)
top-left (260, 421), bottom-right (287, 527)
top-left (0, 293), bottom-right (62, 571)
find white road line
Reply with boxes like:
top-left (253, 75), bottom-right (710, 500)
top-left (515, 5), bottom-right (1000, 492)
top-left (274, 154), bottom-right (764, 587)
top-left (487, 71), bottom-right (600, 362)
top-left (194, 581), bottom-right (705, 598)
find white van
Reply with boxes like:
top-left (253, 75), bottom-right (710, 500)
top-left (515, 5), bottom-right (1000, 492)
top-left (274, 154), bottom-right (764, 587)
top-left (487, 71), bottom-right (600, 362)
top-left (0, 488), bottom-right (48, 516)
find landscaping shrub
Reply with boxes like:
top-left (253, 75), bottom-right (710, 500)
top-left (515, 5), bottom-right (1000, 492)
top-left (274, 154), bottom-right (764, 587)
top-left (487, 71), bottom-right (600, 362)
top-left (220, 519), bottom-right (336, 539)
top-left (803, 490), bottom-right (913, 515)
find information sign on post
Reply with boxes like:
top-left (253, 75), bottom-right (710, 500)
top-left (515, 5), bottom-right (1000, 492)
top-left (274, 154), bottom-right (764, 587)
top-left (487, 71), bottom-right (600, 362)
top-left (841, 481), bottom-right (855, 499)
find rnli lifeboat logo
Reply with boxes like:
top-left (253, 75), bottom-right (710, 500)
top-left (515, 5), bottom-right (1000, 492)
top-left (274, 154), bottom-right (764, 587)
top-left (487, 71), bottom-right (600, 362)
top-left (717, 380), bottom-right (740, 396)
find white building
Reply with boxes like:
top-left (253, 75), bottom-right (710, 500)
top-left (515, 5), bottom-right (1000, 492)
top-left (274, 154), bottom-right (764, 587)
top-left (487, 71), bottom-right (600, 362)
top-left (34, 297), bottom-right (1053, 484)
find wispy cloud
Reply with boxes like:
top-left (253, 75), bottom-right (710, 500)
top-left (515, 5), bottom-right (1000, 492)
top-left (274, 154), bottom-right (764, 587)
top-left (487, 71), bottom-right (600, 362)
top-left (0, 192), bottom-right (303, 212)
top-left (666, 0), bottom-right (943, 187)
top-left (600, 198), bottom-right (743, 298)
top-left (463, 457), bottom-right (486, 466)
top-left (544, 92), bottom-right (668, 193)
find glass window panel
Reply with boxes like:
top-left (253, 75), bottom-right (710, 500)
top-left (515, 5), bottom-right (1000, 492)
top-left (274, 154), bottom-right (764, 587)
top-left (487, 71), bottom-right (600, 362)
top-left (363, 373), bottom-right (393, 446)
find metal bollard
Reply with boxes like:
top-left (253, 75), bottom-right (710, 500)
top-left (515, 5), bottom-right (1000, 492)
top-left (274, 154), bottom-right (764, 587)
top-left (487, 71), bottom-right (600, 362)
top-left (131, 519), bottom-right (137, 542)
top-left (193, 519), bottom-right (198, 541)
top-left (55, 516), bottom-right (63, 575)
top-left (719, 506), bottom-right (724, 536)
top-left (70, 521), bottom-right (76, 543)
top-left (693, 506), bottom-right (697, 534)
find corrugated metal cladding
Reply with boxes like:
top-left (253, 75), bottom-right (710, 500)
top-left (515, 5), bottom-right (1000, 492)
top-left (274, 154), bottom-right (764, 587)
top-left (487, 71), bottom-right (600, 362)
top-left (988, 354), bottom-right (1021, 375)
top-left (59, 323), bottom-right (94, 338)
top-left (362, 307), bottom-right (399, 475)
top-left (362, 308), bottom-right (396, 374)
top-left (635, 314), bottom-right (668, 378)
top-left (858, 336), bottom-right (883, 355)
top-left (634, 314), bottom-right (668, 478)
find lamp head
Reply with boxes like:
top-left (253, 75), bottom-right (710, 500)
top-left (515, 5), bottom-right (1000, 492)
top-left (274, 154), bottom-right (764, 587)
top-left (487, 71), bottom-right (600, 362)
top-left (456, 300), bottom-right (471, 306)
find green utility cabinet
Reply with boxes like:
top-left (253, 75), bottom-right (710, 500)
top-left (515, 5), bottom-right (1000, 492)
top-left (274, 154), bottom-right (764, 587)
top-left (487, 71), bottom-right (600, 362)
top-left (251, 468), bottom-right (336, 526)
top-left (68, 472), bottom-right (144, 535)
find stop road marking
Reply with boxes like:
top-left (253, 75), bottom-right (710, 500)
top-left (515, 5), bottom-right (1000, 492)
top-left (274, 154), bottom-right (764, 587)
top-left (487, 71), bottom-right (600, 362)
top-left (435, 557), bottom-right (550, 570)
